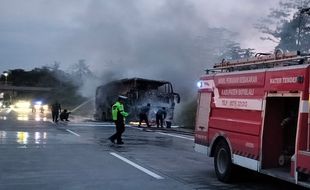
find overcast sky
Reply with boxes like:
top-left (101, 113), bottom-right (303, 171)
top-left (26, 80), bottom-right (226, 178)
top-left (0, 0), bottom-right (281, 98)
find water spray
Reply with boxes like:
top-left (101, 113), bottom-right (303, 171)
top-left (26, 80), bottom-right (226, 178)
top-left (70, 97), bottom-right (95, 113)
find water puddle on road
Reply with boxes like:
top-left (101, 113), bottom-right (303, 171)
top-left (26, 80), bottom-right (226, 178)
top-left (0, 131), bottom-right (48, 145)
top-left (16, 131), bottom-right (48, 144)
top-left (16, 112), bottom-right (47, 121)
top-left (0, 108), bottom-right (49, 121)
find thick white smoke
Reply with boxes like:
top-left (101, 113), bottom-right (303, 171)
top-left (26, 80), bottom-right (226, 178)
top-left (0, 0), bottom-right (279, 106)
top-left (62, 0), bottom-right (240, 101)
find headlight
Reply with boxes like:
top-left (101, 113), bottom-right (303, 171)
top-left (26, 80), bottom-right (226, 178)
top-left (35, 101), bottom-right (42, 105)
top-left (197, 81), bottom-right (203, 88)
top-left (34, 105), bottom-right (41, 109)
top-left (15, 101), bottom-right (31, 109)
top-left (43, 105), bottom-right (48, 110)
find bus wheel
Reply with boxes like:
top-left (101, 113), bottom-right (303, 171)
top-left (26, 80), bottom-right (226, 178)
top-left (214, 140), bottom-right (233, 182)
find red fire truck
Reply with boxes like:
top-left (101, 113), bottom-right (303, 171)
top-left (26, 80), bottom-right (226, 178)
top-left (195, 50), bottom-right (310, 188)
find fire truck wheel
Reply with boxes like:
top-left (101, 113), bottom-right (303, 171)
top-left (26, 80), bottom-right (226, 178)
top-left (214, 140), bottom-right (233, 182)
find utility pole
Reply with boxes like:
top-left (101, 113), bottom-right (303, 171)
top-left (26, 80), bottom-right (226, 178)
top-left (3, 72), bottom-right (8, 85)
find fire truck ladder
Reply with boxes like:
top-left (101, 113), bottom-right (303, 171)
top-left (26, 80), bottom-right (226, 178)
top-left (206, 50), bottom-right (310, 74)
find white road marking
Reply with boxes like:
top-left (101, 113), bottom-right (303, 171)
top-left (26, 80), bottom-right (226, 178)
top-left (110, 152), bottom-right (164, 180)
top-left (68, 123), bottom-right (143, 130)
top-left (66, 129), bottom-right (80, 137)
top-left (156, 132), bottom-right (194, 141)
top-left (126, 125), bottom-right (143, 130)
top-left (68, 123), bottom-right (114, 127)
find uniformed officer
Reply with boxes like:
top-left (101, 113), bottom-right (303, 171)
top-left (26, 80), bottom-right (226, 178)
top-left (109, 95), bottom-right (129, 144)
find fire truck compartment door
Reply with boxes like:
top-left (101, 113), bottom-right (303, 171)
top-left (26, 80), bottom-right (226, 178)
top-left (196, 92), bottom-right (211, 132)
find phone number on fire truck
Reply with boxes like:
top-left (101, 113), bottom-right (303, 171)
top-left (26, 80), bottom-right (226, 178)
top-left (221, 99), bottom-right (248, 108)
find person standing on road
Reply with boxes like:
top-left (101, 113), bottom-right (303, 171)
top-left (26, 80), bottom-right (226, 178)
top-left (138, 103), bottom-right (151, 127)
top-left (51, 101), bottom-right (61, 123)
top-left (156, 107), bottom-right (167, 128)
top-left (109, 95), bottom-right (129, 144)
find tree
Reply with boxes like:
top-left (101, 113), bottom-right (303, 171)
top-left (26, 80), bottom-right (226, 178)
top-left (219, 42), bottom-right (255, 60)
top-left (176, 99), bottom-right (197, 128)
top-left (2, 67), bottom-right (86, 107)
top-left (71, 60), bottom-right (93, 79)
top-left (256, 0), bottom-right (310, 52)
top-left (192, 28), bottom-right (255, 67)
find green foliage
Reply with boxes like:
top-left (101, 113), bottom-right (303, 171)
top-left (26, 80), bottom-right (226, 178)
top-left (175, 99), bottom-right (197, 129)
top-left (256, 0), bottom-right (310, 52)
top-left (219, 42), bottom-right (255, 60)
top-left (0, 66), bottom-right (86, 108)
top-left (8, 68), bottom-right (57, 86)
top-left (193, 28), bottom-right (255, 64)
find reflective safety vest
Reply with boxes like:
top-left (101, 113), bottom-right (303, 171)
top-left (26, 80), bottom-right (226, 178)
top-left (112, 101), bottom-right (128, 121)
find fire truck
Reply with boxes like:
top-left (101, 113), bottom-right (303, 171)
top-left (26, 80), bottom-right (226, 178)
top-left (195, 50), bottom-right (310, 188)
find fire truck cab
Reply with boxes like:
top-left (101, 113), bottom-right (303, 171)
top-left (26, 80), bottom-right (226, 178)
top-left (195, 50), bottom-right (310, 188)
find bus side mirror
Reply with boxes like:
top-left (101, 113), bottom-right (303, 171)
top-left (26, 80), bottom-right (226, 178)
top-left (174, 93), bottom-right (180, 104)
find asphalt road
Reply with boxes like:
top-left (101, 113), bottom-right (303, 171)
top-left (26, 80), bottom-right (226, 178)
top-left (0, 108), bottom-right (306, 190)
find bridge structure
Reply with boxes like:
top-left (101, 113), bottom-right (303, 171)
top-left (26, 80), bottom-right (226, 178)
top-left (0, 83), bottom-right (53, 105)
top-left (0, 85), bottom-right (52, 92)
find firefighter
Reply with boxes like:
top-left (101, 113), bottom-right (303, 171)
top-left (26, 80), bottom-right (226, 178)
top-left (51, 101), bottom-right (61, 123)
top-left (138, 103), bottom-right (151, 127)
top-left (156, 107), bottom-right (166, 128)
top-left (60, 109), bottom-right (71, 121)
top-left (109, 95), bottom-right (129, 144)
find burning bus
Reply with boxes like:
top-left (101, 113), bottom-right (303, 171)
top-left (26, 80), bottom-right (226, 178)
top-left (94, 78), bottom-right (180, 124)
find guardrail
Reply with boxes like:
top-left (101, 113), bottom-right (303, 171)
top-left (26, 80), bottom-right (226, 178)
top-left (0, 81), bottom-right (13, 85)
top-left (0, 85), bottom-right (52, 92)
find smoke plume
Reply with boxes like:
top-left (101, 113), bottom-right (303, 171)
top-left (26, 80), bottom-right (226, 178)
top-left (0, 0), bottom-right (279, 102)
top-left (60, 0), bottom-right (240, 101)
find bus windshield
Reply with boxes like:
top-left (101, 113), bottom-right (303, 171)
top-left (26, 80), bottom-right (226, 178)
top-left (94, 78), bottom-right (180, 123)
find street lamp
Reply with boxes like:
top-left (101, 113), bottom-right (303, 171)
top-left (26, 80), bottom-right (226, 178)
top-left (3, 72), bottom-right (8, 85)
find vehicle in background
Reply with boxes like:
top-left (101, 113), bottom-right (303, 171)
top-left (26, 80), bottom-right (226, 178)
top-left (0, 101), bottom-right (10, 108)
top-left (7, 100), bottom-right (49, 114)
top-left (94, 78), bottom-right (180, 124)
top-left (31, 100), bottom-right (49, 113)
top-left (195, 50), bottom-right (310, 188)
top-left (0, 92), bottom-right (10, 109)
